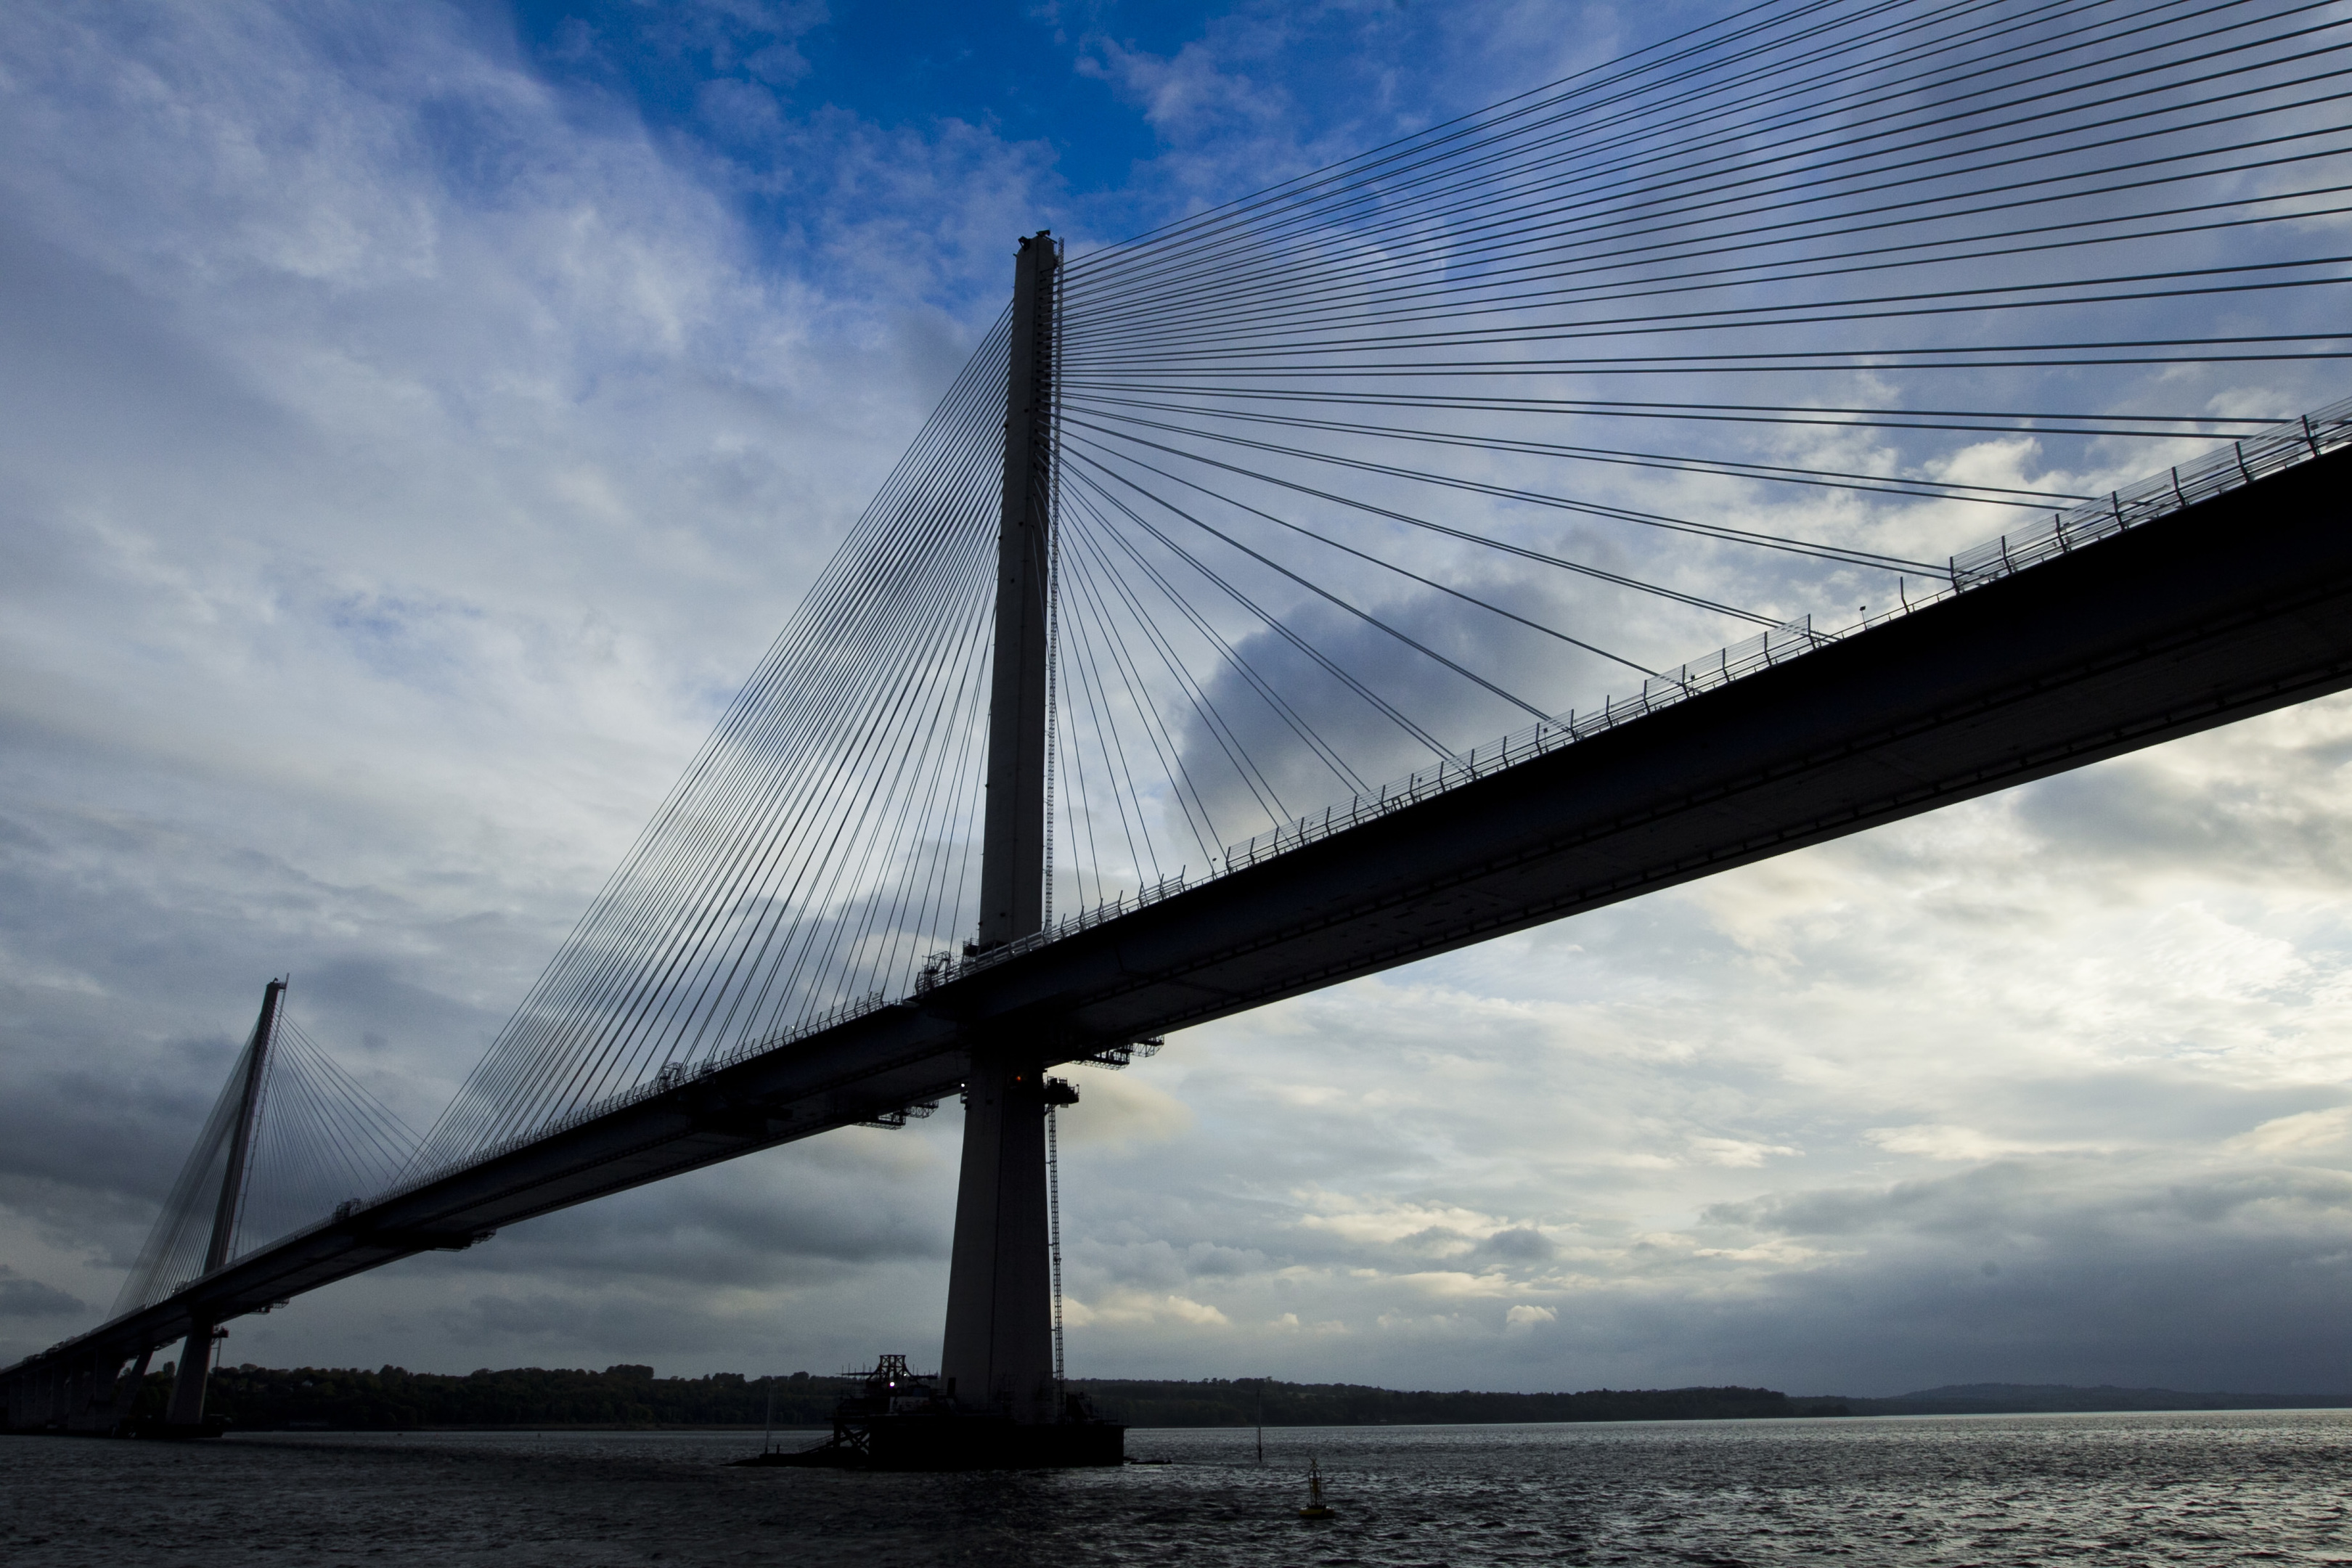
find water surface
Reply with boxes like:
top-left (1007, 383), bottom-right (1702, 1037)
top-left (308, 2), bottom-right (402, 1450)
top-left (7, 1409), bottom-right (2348, 1565)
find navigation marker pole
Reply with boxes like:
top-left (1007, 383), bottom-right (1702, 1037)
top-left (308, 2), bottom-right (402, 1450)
top-left (165, 978), bottom-right (285, 1431)
top-left (940, 232), bottom-right (1061, 1432)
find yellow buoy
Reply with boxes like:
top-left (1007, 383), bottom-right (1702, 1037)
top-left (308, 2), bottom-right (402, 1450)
top-left (1299, 1453), bottom-right (1336, 1519)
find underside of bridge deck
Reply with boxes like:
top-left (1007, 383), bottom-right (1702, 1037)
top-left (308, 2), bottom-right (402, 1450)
top-left (8, 442), bottom-right (2345, 1418)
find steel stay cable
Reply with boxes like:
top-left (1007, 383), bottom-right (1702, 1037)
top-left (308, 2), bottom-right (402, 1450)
top-left (453, 359), bottom-right (1007, 1153)
top-left (854, 576), bottom-right (997, 1014)
top-left (688, 540), bottom-right (996, 1065)
top-left (1066, 186), bottom-right (2352, 356)
top-left (1062, 83), bottom-right (2352, 341)
top-left (419, 335), bottom-right (1012, 1159)
top-left (1066, 346), bottom-right (2352, 380)
top-left (1066, 0), bottom-right (2194, 315)
top-left (890, 582), bottom-right (999, 993)
top-left (1063, 0), bottom-right (2070, 300)
top-left (1079, 249), bottom-right (2352, 370)
top-left (1055, 618), bottom-right (1108, 910)
top-left (245, 1037), bottom-right (346, 1249)
top-left (1062, 573), bottom-right (1156, 893)
top-left (491, 346), bottom-right (1010, 1119)
top-left (614, 428), bottom-right (997, 1055)
top-left (1067, 115), bottom-right (2352, 369)
top-left (1062, 409), bottom-right (1934, 580)
top-left (738, 571), bottom-right (992, 1048)
top-left (1068, 1), bottom-right (2345, 326)
top-left (1064, 383), bottom-right (2286, 436)
top-left (455, 333), bottom-right (1010, 1138)
top-left (1066, 391), bottom-right (2084, 504)
top-left (1066, 254), bottom-right (2352, 365)
top-left (1063, 76), bottom-right (2352, 354)
top-left (1058, 629), bottom-right (1110, 907)
top-left (1061, 0), bottom-right (1871, 292)
top-left (1069, 166), bottom-right (2352, 372)
top-left (1066, 60), bottom-right (2352, 349)
top-left (286, 1019), bottom-right (418, 1172)
top-left (1064, 492), bottom-right (1301, 825)
top-left (120, 1046), bottom-right (248, 1307)
top-left (1071, 475), bottom-right (1378, 793)
top-left (1061, 0), bottom-right (2282, 321)
top-left (513, 550), bottom-right (971, 1138)
top-left (758, 544), bottom-right (1000, 1044)
top-left (1070, 82), bottom-right (2352, 356)
top-left (1081, 548), bottom-right (1234, 867)
top-left (1066, 492), bottom-right (1293, 826)
top-left (496, 347), bottom-right (1000, 1023)
top-left (1059, 533), bottom-right (1228, 866)
top-left (1065, 552), bottom-right (1168, 884)
top-left (1083, 573), bottom-right (1186, 888)
top-left (1069, 453), bottom-right (1553, 732)
top-left (687, 471), bottom-right (1000, 1048)
top-left (694, 423), bottom-right (1008, 1060)
top-left (648, 525), bottom-right (986, 1069)
top-left (1064, 416), bottom-right (1820, 619)
top-left (516, 420), bottom-right (1003, 1134)
top-left (849, 614), bottom-right (989, 1012)
top-left (444, 407), bottom-right (997, 1153)
top-left (266, 1034), bottom-right (373, 1221)
top-left (768, 415), bottom-right (1036, 1017)
top-left (1063, 432), bottom-right (1673, 674)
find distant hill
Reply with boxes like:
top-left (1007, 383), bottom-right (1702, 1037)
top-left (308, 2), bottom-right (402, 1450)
top-left (1077, 1379), bottom-right (2352, 1426)
top-left (1805, 1383), bottom-right (2352, 1416)
top-left (1071, 1379), bottom-right (1800, 1428)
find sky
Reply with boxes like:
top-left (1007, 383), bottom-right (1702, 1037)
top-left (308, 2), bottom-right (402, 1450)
top-left (4, 0), bottom-right (2352, 1399)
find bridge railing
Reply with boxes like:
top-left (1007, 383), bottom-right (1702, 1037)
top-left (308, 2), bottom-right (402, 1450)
top-left (1948, 399), bottom-right (2352, 592)
top-left (1215, 616), bottom-right (1836, 874)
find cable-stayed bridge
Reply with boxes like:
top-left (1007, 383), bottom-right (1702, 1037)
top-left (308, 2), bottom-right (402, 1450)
top-left (8, 0), bottom-right (2350, 1453)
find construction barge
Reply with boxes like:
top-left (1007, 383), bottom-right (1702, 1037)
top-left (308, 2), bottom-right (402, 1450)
top-left (737, 1355), bottom-right (1123, 1471)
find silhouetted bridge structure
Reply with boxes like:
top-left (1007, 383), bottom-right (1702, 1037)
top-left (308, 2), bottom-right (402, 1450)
top-left (9, 0), bottom-right (2351, 1455)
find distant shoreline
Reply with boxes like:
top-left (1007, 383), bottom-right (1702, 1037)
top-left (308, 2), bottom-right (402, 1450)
top-left (92, 1365), bottom-right (2352, 1434)
top-left (215, 1404), bottom-right (2352, 1437)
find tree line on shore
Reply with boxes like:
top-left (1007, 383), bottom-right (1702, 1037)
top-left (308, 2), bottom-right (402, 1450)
top-left (143, 1363), bottom-right (2345, 1431)
top-left (141, 1363), bottom-right (1854, 1431)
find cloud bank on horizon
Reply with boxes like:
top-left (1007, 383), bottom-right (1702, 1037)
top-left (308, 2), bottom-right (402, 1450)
top-left (2, 0), bottom-right (2349, 1398)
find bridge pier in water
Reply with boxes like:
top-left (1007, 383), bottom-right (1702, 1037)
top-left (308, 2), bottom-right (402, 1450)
top-left (919, 231), bottom-right (1116, 1467)
top-left (939, 1050), bottom-right (1055, 1423)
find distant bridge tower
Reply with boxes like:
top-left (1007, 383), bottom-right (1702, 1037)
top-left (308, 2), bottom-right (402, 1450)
top-left (939, 232), bottom-right (1060, 1424)
top-left (164, 978), bottom-right (285, 1430)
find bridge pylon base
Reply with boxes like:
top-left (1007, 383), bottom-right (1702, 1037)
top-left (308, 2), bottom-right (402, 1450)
top-left (739, 1413), bottom-right (1124, 1471)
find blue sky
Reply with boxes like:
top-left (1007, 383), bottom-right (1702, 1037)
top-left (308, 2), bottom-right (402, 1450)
top-left (508, 0), bottom-right (1169, 192)
top-left (3, 0), bottom-right (2351, 1397)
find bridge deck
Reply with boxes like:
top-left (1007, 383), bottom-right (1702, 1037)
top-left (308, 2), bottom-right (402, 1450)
top-left (11, 444), bottom-right (2348, 1402)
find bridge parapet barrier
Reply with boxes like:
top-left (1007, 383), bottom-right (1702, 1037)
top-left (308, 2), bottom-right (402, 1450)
top-left (1210, 616), bottom-right (1826, 875)
top-left (1950, 396), bottom-right (2352, 592)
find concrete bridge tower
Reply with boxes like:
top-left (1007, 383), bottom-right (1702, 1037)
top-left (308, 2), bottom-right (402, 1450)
top-left (939, 232), bottom-right (1060, 1425)
top-left (166, 978), bottom-right (284, 1432)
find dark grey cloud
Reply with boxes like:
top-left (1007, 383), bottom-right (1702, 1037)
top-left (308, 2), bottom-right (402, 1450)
top-left (0, 1268), bottom-right (86, 1320)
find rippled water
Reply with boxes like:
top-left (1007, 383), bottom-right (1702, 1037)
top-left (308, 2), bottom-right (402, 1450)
top-left (7, 1410), bottom-right (2351, 1565)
